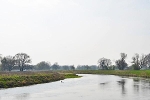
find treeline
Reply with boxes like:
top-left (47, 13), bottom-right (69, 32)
top-left (1, 52), bottom-right (150, 71)
top-left (76, 65), bottom-right (98, 70)
top-left (98, 53), bottom-right (150, 70)
top-left (35, 62), bottom-right (75, 71)
top-left (0, 53), bottom-right (76, 71)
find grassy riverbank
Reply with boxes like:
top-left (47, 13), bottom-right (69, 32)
top-left (1, 70), bottom-right (150, 88)
top-left (73, 70), bottom-right (150, 78)
top-left (0, 71), bottom-right (80, 88)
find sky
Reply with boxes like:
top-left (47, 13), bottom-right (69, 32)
top-left (0, 0), bottom-right (150, 66)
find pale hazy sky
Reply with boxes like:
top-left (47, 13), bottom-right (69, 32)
top-left (0, 0), bottom-right (150, 66)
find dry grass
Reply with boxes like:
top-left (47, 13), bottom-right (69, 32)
top-left (0, 71), bottom-right (80, 88)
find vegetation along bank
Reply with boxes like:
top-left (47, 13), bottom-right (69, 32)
top-left (1, 70), bottom-right (150, 88)
top-left (0, 71), bottom-right (80, 88)
top-left (74, 70), bottom-right (150, 78)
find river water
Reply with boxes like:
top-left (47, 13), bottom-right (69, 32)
top-left (0, 74), bottom-right (150, 100)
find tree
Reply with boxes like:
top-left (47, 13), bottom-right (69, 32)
top-left (51, 62), bottom-right (60, 70)
top-left (115, 53), bottom-right (128, 70)
top-left (131, 53), bottom-right (141, 70)
top-left (0, 54), bottom-right (2, 70)
top-left (132, 53), bottom-right (150, 70)
top-left (36, 61), bottom-right (51, 70)
top-left (62, 65), bottom-right (69, 70)
top-left (76, 65), bottom-right (83, 70)
top-left (98, 57), bottom-right (111, 70)
top-left (70, 65), bottom-right (75, 70)
top-left (0, 54), bottom-right (2, 60)
top-left (1, 56), bottom-right (15, 71)
top-left (85, 65), bottom-right (91, 70)
top-left (108, 65), bottom-right (116, 70)
top-left (14, 53), bottom-right (31, 71)
top-left (144, 53), bottom-right (150, 68)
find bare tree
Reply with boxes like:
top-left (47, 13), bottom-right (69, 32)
top-left (144, 54), bottom-right (150, 68)
top-left (132, 53), bottom-right (140, 70)
top-left (0, 54), bottom-right (2, 60)
top-left (115, 53), bottom-right (127, 70)
top-left (14, 53), bottom-right (31, 71)
top-left (98, 58), bottom-right (111, 70)
top-left (139, 54), bottom-right (147, 68)
top-left (120, 53), bottom-right (127, 61)
top-left (131, 53), bottom-right (150, 70)
top-left (1, 56), bottom-right (15, 71)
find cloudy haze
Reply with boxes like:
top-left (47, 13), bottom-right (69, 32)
top-left (0, 0), bottom-right (150, 66)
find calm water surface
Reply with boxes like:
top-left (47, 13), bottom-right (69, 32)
top-left (0, 74), bottom-right (150, 100)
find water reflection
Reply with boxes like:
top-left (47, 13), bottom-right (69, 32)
top-left (15, 93), bottom-right (30, 100)
top-left (100, 82), bottom-right (109, 85)
top-left (133, 84), bottom-right (140, 93)
top-left (133, 77), bottom-right (150, 95)
top-left (117, 79), bottom-right (126, 95)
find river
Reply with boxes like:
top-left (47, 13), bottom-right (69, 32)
top-left (0, 74), bottom-right (150, 100)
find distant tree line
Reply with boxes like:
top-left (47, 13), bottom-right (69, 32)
top-left (1, 52), bottom-right (150, 71)
top-left (34, 62), bottom-right (75, 71)
top-left (0, 53), bottom-right (75, 71)
top-left (98, 53), bottom-right (150, 70)
top-left (76, 65), bottom-right (98, 70)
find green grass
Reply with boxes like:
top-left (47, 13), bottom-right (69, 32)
top-left (64, 73), bottom-right (81, 78)
top-left (73, 70), bottom-right (150, 78)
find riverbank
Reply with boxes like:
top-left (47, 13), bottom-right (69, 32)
top-left (73, 70), bottom-right (150, 78)
top-left (0, 71), bottom-right (80, 88)
top-left (1, 70), bottom-right (150, 88)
